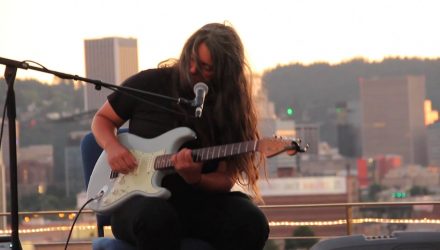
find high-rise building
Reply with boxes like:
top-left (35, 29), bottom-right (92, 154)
top-left (253, 75), bottom-right (278, 177)
top-left (427, 122), bottom-right (440, 166)
top-left (335, 101), bottom-right (361, 158)
top-left (84, 37), bottom-right (139, 111)
top-left (357, 155), bottom-right (402, 189)
top-left (253, 74), bottom-right (277, 137)
top-left (18, 145), bottom-right (53, 196)
top-left (260, 176), bottom-right (356, 237)
top-left (359, 75), bottom-right (428, 165)
top-left (64, 131), bottom-right (86, 197)
top-left (295, 123), bottom-right (319, 155)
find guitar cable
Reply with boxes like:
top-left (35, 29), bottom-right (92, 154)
top-left (63, 191), bottom-right (105, 250)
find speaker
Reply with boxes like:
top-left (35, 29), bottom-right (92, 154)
top-left (311, 231), bottom-right (440, 250)
top-left (0, 236), bottom-right (11, 249)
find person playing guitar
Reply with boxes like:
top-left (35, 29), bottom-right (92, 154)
top-left (91, 22), bottom-right (302, 250)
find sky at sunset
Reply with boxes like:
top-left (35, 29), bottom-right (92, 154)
top-left (1, 0), bottom-right (440, 83)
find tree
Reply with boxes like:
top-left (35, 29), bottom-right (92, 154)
top-left (367, 183), bottom-right (382, 201)
top-left (19, 185), bottom-right (76, 211)
top-left (409, 186), bottom-right (430, 196)
top-left (285, 226), bottom-right (318, 250)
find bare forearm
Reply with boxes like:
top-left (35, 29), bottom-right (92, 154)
top-left (91, 102), bottom-right (137, 174)
top-left (91, 101), bottom-right (125, 150)
top-left (91, 114), bottom-right (120, 149)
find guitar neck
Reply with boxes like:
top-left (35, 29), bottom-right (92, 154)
top-left (154, 140), bottom-right (258, 170)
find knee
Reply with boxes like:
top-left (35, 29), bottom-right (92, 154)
top-left (131, 198), bottom-right (181, 249)
top-left (241, 208), bottom-right (270, 241)
top-left (110, 197), bottom-right (181, 249)
top-left (214, 209), bottom-right (269, 250)
top-left (133, 198), bottom-right (179, 233)
top-left (218, 194), bottom-right (270, 239)
top-left (220, 204), bottom-right (269, 243)
top-left (238, 211), bottom-right (269, 250)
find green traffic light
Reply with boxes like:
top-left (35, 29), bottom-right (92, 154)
top-left (286, 107), bottom-right (294, 116)
top-left (392, 192), bottom-right (407, 198)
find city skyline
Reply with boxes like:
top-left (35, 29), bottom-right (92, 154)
top-left (1, 0), bottom-right (440, 83)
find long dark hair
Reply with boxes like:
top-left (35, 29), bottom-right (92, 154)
top-left (177, 23), bottom-right (264, 201)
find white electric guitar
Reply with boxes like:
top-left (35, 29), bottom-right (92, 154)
top-left (87, 127), bottom-right (307, 214)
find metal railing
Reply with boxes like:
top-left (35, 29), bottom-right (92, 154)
top-left (0, 200), bottom-right (439, 241)
top-left (259, 200), bottom-right (440, 236)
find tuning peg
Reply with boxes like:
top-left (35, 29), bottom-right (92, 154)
top-left (296, 138), bottom-right (302, 144)
top-left (301, 144), bottom-right (310, 153)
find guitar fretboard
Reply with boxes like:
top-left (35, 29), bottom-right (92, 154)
top-left (154, 140), bottom-right (258, 170)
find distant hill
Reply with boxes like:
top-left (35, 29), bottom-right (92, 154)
top-left (0, 78), bottom-right (87, 187)
top-left (262, 57), bottom-right (440, 145)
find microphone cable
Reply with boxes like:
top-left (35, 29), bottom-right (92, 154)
top-left (64, 190), bottom-right (104, 250)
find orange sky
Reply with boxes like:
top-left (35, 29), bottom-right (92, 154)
top-left (1, 0), bottom-right (440, 83)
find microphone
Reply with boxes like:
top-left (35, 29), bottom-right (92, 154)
top-left (192, 82), bottom-right (209, 118)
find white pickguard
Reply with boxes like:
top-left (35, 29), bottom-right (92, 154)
top-left (86, 127), bottom-right (197, 214)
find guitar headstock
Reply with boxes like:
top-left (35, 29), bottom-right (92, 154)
top-left (257, 136), bottom-right (309, 158)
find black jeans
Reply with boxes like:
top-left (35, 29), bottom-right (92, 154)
top-left (111, 192), bottom-right (269, 250)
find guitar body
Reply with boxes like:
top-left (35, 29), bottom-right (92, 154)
top-left (86, 126), bottom-right (307, 214)
top-left (86, 127), bottom-right (197, 214)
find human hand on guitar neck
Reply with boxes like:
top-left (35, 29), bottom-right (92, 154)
top-left (105, 138), bottom-right (204, 184)
top-left (105, 138), bottom-right (203, 186)
top-left (170, 148), bottom-right (203, 185)
top-left (171, 149), bottom-right (235, 191)
top-left (107, 141), bottom-right (234, 191)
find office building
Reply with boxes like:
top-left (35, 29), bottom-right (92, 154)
top-left (254, 74), bottom-right (277, 137)
top-left (359, 75), bottom-right (428, 165)
top-left (84, 37), bottom-right (139, 111)
top-left (260, 176), bottom-right (358, 237)
top-left (18, 145), bottom-right (53, 196)
top-left (64, 131), bottom-right (87, 197)
top-left (295, 123), bottom-right (319, 155)
top-left (427, 122), bottom-right (440, 166)
top-left (336, 101), bottom-right (361, 158)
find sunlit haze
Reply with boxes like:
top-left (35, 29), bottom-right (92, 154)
top-left (1, 0), bottom-right (440, 83)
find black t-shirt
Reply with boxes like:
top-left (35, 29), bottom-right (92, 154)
top-left (108, 67), bottom-right (191, 138)
top-left (107, 67), bottom-right (217, 196)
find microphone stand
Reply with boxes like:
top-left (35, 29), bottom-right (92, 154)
top-left (3, 63), bottom-right (21, 250)
top-left (0, 56), bottom-right (193, 250)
